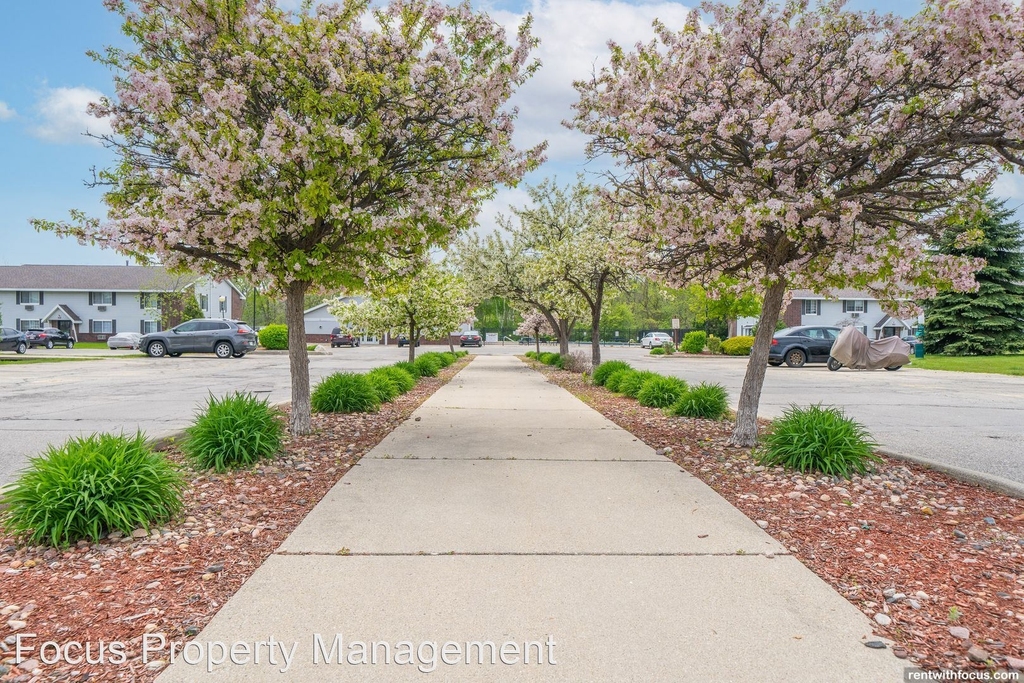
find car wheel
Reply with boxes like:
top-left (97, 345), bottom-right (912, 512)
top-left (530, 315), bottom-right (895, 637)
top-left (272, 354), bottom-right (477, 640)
top-left (784, 349), bottom-right (806, 368)
top-left (45, 340), bottom-right (54, 349)
top-left (885, 365), bottom-right (902, 371)
top-left (67, 341), bottom-right (74, 349)
top-left (215, 341), bottom-right (233, 359)
top-left (768, 361), bottom-right (783, 367)
top-left (355, 341), bottom-right (360, 347)
top-left (147, 341), bottom-right (167, 358)
top-left (232, 352), bottom-right (246, 358)
top-left (827, 357), bottom-right (843, 372)
top-left (168, 352), bottom-right (182, 357)
top-left (16, 341), bottom-right (27, 354)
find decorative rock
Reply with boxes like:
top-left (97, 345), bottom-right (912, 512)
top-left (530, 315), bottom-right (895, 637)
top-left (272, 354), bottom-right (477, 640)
top-left (756, 520), bottom-right (769, 529)
top-left (145, 581), bottom-right (161, 589)
top-left (863, 641), bottom-right (887, 649)
top-left (949, 626), bottom-right (970, 640)
top-left (205, 563), bottom-right (224, 573)
top-left (873, 613), bottom-right (891, 626)
top-left (908, 599), bottom-right (921, 610)
top-left (983, 517), bottom-right (996, 525)
top-left (16, 659), bottom-right (39, 672)
top-left (883, 588), bottom-right (896, 598)
top-left (966, 645), bottom-right (990, 663)
top-left (786, 491), bottom-right (802, 500)
top-left (132, 528), bottom-right (148, 539)
top-left (892, 647), bottom-right (908, 659)
top-left (1005, 657), bottom-right (1024, 671)
top-left (953, 530), bottom-right (967, 539)
top-left (915, 591), bottom-right (929, 601)
top-left (6, 620), bottom-right (27, 631)
top-left (201, 572), bottom-right (216, 581)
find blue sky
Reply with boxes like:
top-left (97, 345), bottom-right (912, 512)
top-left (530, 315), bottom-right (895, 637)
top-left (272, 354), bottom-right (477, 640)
top-left (0, 0), bottom-right (1003, 266)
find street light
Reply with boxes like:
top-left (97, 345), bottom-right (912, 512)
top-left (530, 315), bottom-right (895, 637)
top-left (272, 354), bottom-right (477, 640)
top-left (218, 295), bottom-right (226, 319)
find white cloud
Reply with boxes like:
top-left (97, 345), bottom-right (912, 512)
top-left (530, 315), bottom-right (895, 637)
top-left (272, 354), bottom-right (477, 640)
top-left (991, 171), bottom-right (1024, 202)
top-left (0, 101), bottom-right (15, 121)
top-left (31, 86), bottom-right (112, 144)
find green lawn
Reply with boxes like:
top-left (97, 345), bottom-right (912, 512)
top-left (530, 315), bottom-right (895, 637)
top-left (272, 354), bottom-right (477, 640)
top-left (909, 354), bottom-right (1024, 376)
top-left (0, 356), bottom-right (105, 365)
top-left (71, 341), bottom-right (112, 349)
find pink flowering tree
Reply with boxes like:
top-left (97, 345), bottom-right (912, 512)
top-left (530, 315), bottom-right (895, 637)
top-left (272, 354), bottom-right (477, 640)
top-left (33, 0), bottom-right (543, 434)
top-left (515, 310), bottom-right (552, 355)
top-left (571, 0), bottom-right (1024, 445)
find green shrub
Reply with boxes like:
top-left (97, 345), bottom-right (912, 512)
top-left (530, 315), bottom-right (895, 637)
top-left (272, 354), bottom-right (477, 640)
top-left (1, 433), bottom-right (185, 546)
top-left (366, 371), bottom-right (400, 403)
top-left (681, 331), bottom-right (707, 354)
top-left (637, 375), bottom-right (688, 408)
top-left (394, 361), bottom-right (421, 379)
top-left (721, 335), bottom-right (755, 356)
top-left (551, 353), bottom-right (564, 369)
top-left (524, 351), bottom-right (537, 359)
top-left (413, 354), bottom-right (442, 377)
top-left (650, 346), bottom-right (666, 355)
top-left (707, 335), bottom-right (722, 355)
top-left (182, 392), bottom-right (284, 471)
top-left (756, 405), bottom-right (880, 479)
top-left (669, 382), bottom-right (729, 420)
top-left (538, 352), bottom-right (556, 365)
top-left (421, 351), bottom-right (455, 368)
top-left (258, 324), bottom-right (289, 350)
top-left (372, 365), bottom-right (416, 394)
top-left (604, 368), bottom-right (635, 393)
top-left (311, 372), bottom-right (380, 413)
top-left (663, 341), bottom-right (676, 355)
top-left (592, 360), bottom-right (632, 386)
top-left (619, 370), bottom-right (658, 398)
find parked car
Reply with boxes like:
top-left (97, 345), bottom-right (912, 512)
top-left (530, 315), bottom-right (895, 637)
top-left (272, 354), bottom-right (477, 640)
top-left (107, 332), bottom-right (143, 350)
top-left (25, 327), bottom-right (75, 349)
top-left (140, 319), bottom-right (258, 359)
top-left (459, 331), bottom-right (483, 347)
top-left (330, 328), bottom-right (360, 348)
top-left (768, 326), bottom-right (842, 368)
top-left (397, 335), bottom-right (421, 348)
top-left (518, 336), bottom-right (535, 345)
top-left (640, 332), bottom-right (674, 349)
top-left (0, 327), bottom-right (28, 354)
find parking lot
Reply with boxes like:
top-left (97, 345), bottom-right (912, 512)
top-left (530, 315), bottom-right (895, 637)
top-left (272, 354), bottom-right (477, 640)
top-left (0, 343), bottom-right (1021, 487)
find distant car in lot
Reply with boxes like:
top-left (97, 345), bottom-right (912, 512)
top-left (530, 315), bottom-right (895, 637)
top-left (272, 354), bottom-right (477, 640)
top-left (768, 326), bottom-right (842, 368)
top-left (140, 319), bottom-right (257, 359)
top-left (330, 328), bottom-right (360, 348)
top-left (640, 332), bottom-right (674, 349)
top-left (0, 327), bottom-right (28, 354)
top-left (518, 336), bottom-right (535, 345)
top-left (901, 335), bottom-right (921, 346)
top-left (459, 331), bottom-right (483, 347)
top-left (107, 332), bottom-right (143, 350)
top-left (397, 335), bottom-right (421, 348)
top-left (25, 327), bottom-right (75, 349)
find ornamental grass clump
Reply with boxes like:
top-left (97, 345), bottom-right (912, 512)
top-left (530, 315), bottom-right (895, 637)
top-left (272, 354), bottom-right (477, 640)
top-left (592, 360), bottom-right (632, 386)
top-left (637, 375), bottom-right (688, 408)
top-left (669, 382), bottom-right (730, 420)
top-left (756, 404), bottom-right (881, 479)
top-left (604, 368), bottom-right (635, 393)
top-left (1, 432), bottom-right (185, 547)
top-left (311, 372), bottom-right (380, 413)
top-left (394, 361), bottom-right (421, 379)
top-left (182, 392), bottom-right (284, 471)
top-left (413, 354), bottom-right (442, 377)
top-left (619, 370), bottom-right (658, 398)
top-left (366, 371), bottom-right (400, 403)
top-left (650, 346), bottom-right (666, 355)
top-left (373, 365), bottom-right (416, 394)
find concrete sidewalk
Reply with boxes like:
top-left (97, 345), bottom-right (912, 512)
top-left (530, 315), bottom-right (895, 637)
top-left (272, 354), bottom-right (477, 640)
top-left (159, 355), bottom-right (904, 682)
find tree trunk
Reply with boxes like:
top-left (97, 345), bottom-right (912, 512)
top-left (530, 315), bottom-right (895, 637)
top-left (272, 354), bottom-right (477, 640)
top-left (448, 336), bottom-right (455, 353)
top-left (558, 319), bottom-right (570, 356)
top-left (590, 315), bottom-right (601, 366)
top-left (408, 320), bottom-right (416, 362)
top-left (285, 280), bottom-right (312, 436)
top-left (534, 328), bottom-right (540, 356)
top-left (730, 279), bottom-right (787, 447)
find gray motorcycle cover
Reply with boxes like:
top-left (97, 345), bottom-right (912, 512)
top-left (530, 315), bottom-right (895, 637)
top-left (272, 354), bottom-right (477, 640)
top-left (830, 325), bottom-right (912, 370)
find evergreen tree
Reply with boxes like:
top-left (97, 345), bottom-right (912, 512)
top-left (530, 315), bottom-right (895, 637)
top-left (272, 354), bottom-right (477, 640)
top-left (925, 198), bottom-right (1024, 355)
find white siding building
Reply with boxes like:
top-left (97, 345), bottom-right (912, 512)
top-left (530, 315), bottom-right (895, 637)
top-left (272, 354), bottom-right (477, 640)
top-left (733, 289), bottom-right (923, 339)
top-left (0, 265), bottom-right (244, 342)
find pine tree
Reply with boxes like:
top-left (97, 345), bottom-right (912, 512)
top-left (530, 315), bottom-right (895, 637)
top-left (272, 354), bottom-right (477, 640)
top-left (924, 198), bottom-right (1024, 355)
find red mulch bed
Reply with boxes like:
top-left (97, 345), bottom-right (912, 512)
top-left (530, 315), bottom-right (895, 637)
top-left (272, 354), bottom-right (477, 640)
top-left (0, 357), bottom-right (471, 682)
top-left (534, 361), bottom-right (1024, 673)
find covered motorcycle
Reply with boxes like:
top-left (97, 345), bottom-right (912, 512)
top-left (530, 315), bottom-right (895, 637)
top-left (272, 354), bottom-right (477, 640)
top-left (828, 325), bottom-right (911, 371)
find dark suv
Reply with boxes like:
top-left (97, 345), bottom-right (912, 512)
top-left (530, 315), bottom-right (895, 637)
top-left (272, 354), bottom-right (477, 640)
top-left (26, 327), bottom-right (75, 349)
top-left (330, 328), bottom-right (360, 347)
top-left (141, 319), bottom-right (258, 359)
top-left (768, 326), bottom-right (842, 368)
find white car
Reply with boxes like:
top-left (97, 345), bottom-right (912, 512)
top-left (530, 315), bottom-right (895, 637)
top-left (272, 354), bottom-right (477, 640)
top-left (640, 332), bottom-right (675, 349)
top-left (107, 332), bottom-right (143, 350)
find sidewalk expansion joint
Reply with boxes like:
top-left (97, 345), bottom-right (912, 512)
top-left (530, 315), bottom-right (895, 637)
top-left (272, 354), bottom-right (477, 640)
top-left (274, 551), bottom-right (789, 557)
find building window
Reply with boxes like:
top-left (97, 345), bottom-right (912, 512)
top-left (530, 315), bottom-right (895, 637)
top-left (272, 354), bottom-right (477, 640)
top-left (19, 319), bottom-right (41, 331)
top-left (90, 292), bottom-right (114, 306)
top-left (801, 300), bottom-right (821, 316)
top-left (842, 300), bottom-right (867, 313)
top-left (142, 320), bottom-right (160, 334)
top-left (91, 320), bottom-right (113, 334)
top-left (17, 291), bottom-right (42, 305)
top-left (200, 294), bottom-right (209, 311)
top-left (140, 293), bottom-right (159, 309)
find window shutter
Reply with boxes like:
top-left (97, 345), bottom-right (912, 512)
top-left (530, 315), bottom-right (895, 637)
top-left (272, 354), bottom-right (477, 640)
top-left (15, 318), bottom-right (20, 329)
top-left (111, 292), bottom-right (116, 306)
top-left (89, 292), bottom-right (94, 306)
top-left (16, 292), bottom-right (21, 305)
top-left (863, 300), bottom-right (869, 312)
top-left (112, 320), bottom-right (117, 334)
top-left (140, 294), bottom-right (145, 309)
top-left (39, 292), bottom-right (44, 305)
top-left (89, 319), bottom-right (93, 333)
top-left (141, 320), bottom-right (145, 333)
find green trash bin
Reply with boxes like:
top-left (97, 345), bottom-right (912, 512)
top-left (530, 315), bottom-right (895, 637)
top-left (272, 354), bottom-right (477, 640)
top-left (914, 342), bottom-right (925, 359)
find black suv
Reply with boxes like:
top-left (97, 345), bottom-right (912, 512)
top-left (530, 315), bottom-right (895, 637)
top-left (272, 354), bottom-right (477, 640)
top-left (0, 328), bottom-right (28, 354)
top-left (141, 319), bottom-right (258, 359)
top-left (330, 328), bottom-right (360, 347)
top-left (768, 326), bottom-right (842, 368)
top-left (26, 327), bottom-right (75, 349)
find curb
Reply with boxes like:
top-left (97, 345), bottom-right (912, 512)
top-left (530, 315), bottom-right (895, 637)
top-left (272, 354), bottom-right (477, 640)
top-left (877, 448), bottom-right (1024, 500)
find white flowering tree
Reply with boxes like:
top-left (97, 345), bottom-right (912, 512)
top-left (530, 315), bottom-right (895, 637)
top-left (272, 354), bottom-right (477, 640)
top-left (571, 0), bottom-right (1024, 445)
top-left (330, 264), bottom-right (473, 361)
top-left (514, 310), bottom-right (552, 356)
top-left (32, 0), bottom-right (541, 434)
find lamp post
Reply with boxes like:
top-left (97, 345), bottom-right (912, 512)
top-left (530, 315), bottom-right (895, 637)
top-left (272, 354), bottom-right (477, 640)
top-left (218, 295), bottom-right (226, 319)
